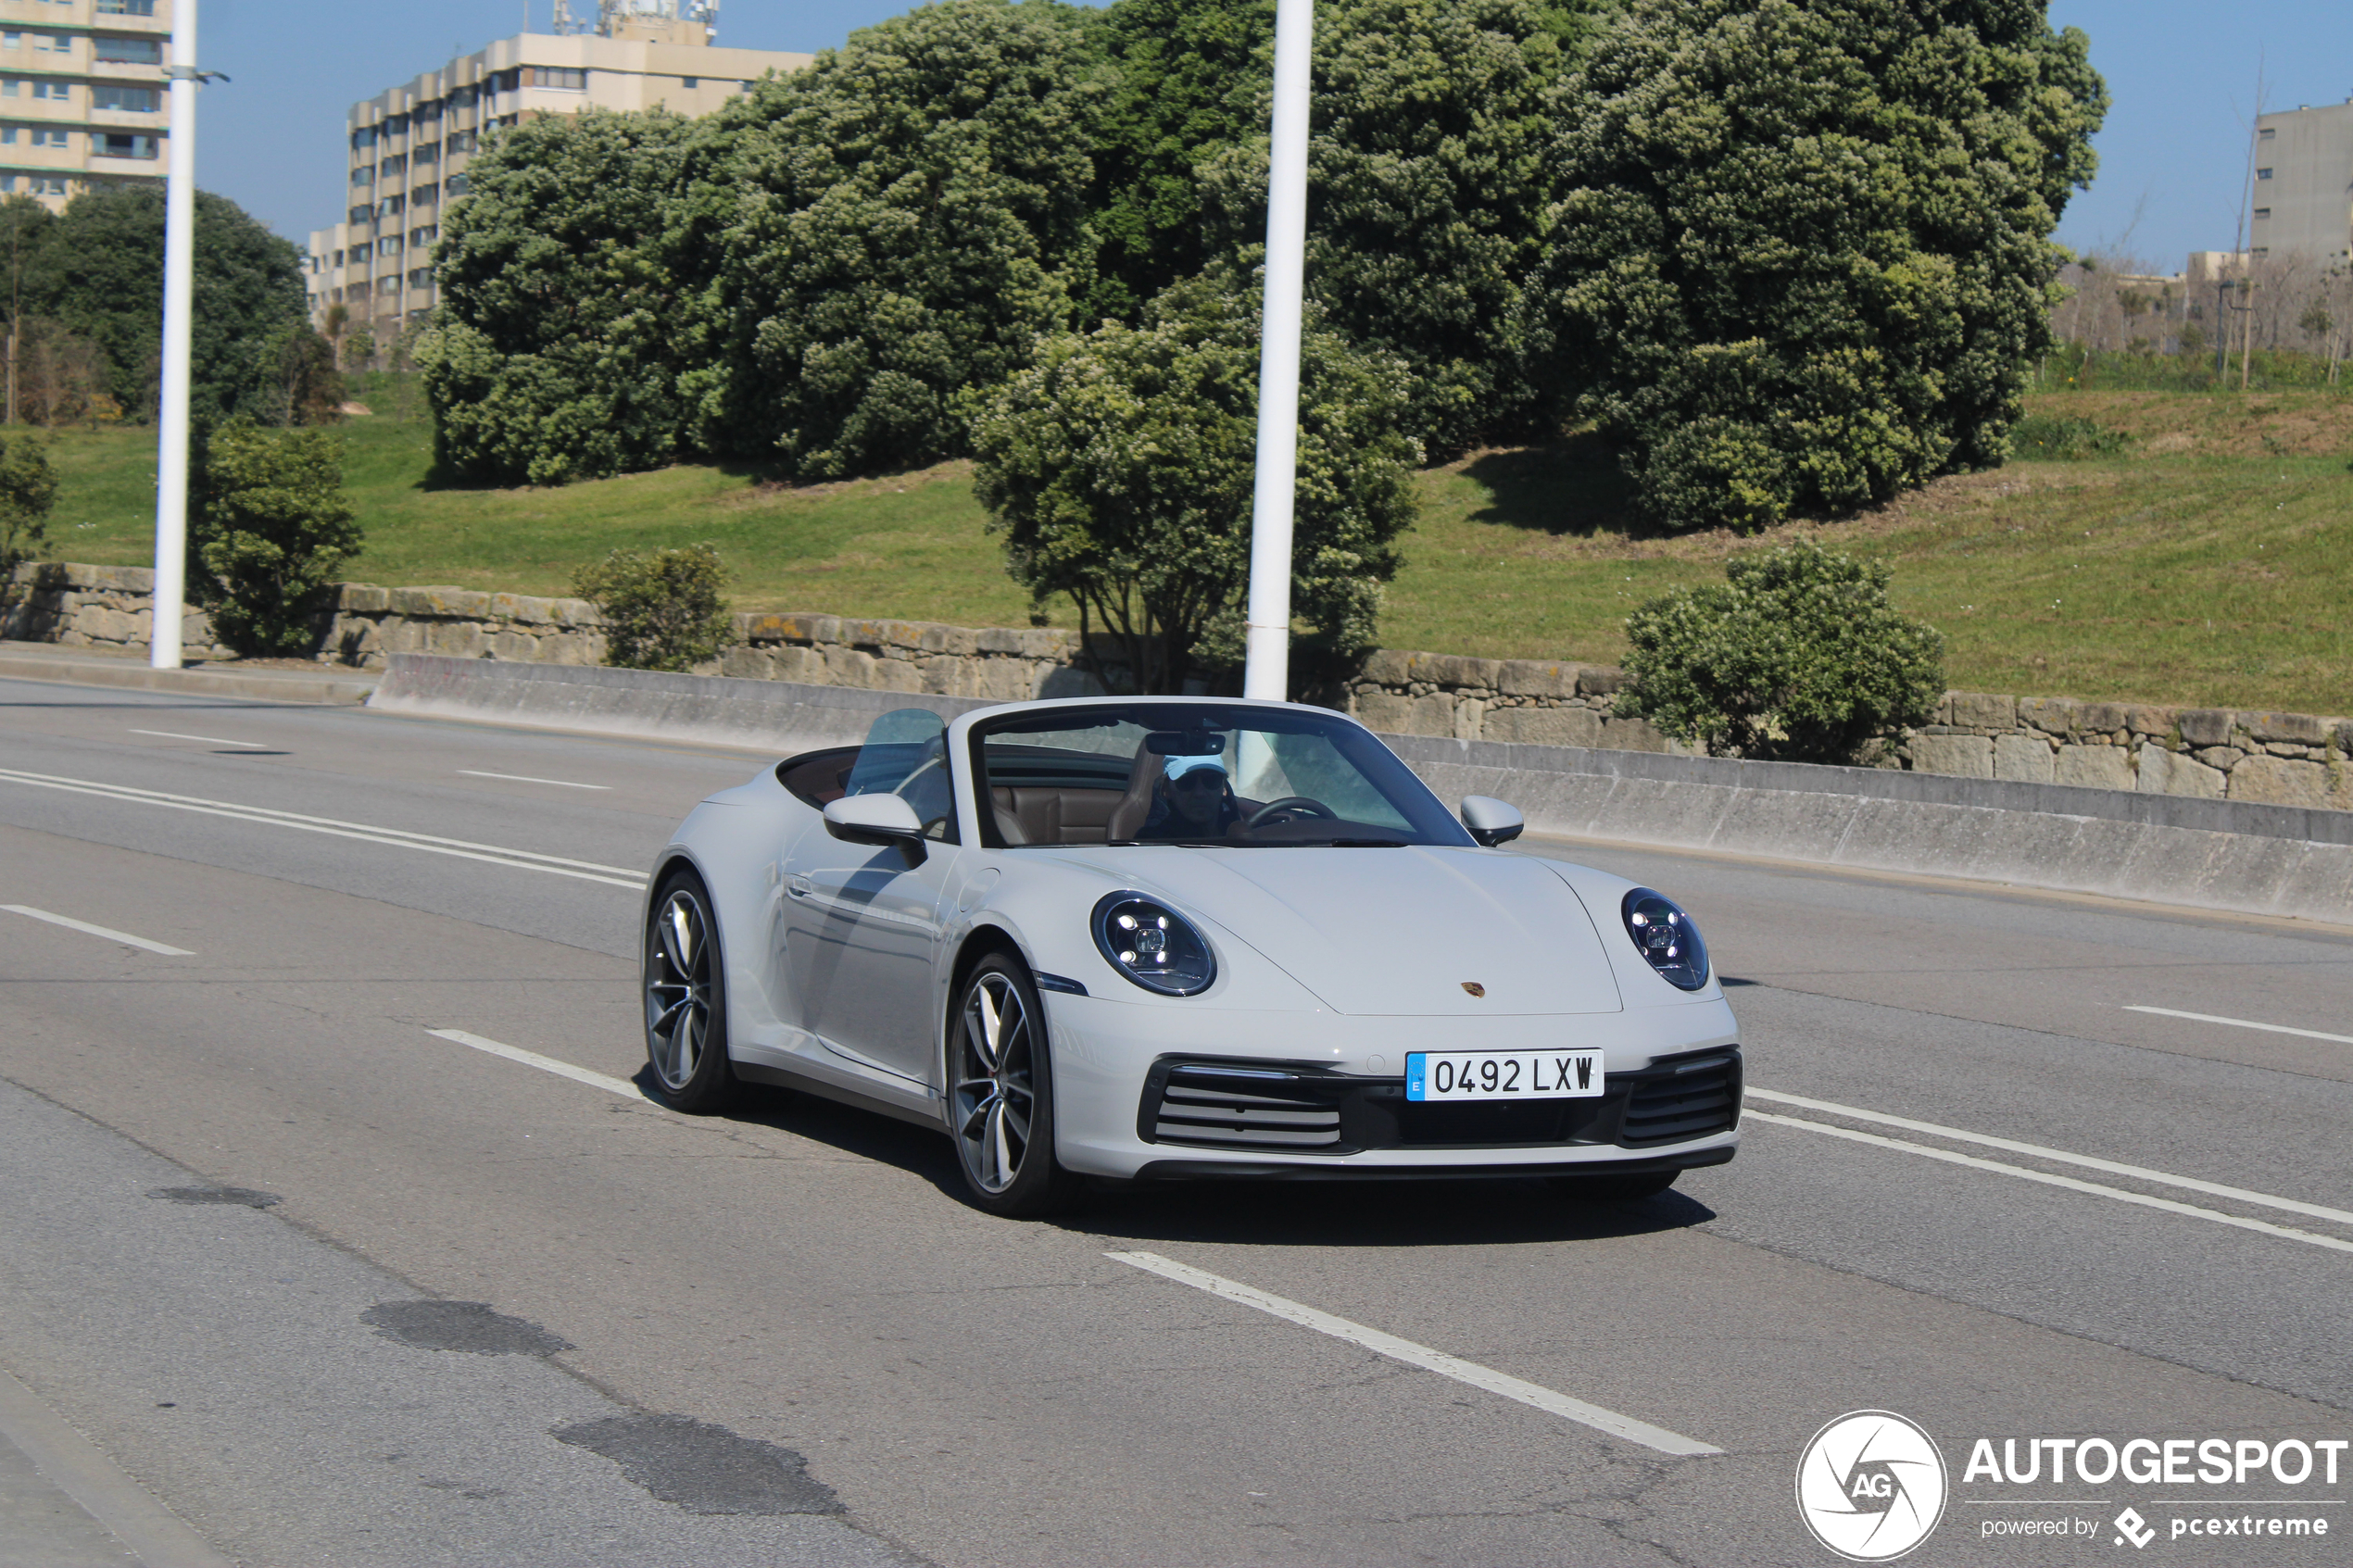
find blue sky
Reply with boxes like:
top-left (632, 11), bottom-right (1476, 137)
top-left (203, 0), bottom-right (2351, 270)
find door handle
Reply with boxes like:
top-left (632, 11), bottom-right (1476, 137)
top-left (787, 872), bottom-right (813, 897)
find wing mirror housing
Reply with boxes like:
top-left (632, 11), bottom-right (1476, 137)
top-left (824, 793), bottom-right (928, 864)
top-left (1459, 795), bottom-right (1524, 847)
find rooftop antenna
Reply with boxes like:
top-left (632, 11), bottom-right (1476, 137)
top-left (554, 1), bottom-right (720, 36)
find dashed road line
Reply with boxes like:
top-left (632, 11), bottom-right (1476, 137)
top-left (1106, 1249), bottom-right (1721, 1456)
top-left (458, 770), bottom-right (611, 791)
top-left (1746, 1086), bottom-right (2353, 1228)
top-left (2123, 1004), bottom-right (2353, 1049)
top-left (0, 767), bottom-right (646, 889)
top-left (426, 1028), bottom-right (642, 1099)
top-left (1746, 1111), bottom-right (2353, 1257)
top-left (129, 728), bottom-right (271, 749)
top-left (2, 904), bottom-right (193, 956)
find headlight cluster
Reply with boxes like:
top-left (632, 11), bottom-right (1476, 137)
top-left (1091, 892), bottom-right (1216, 997)
top-left (1620, 887), bottom-right (1709, 991)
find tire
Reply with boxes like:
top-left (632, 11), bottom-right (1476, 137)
top-left (1551, 1169), bottom-right (1678, 1202)
top-left (643, 869), bottom-right (740, 1114)
top-left (948, 953), bottom-right (1080, 1217)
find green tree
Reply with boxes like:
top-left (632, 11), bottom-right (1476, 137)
top-left (420, 110), bottom-right (706, 484)
top-left (972, 270), bottom-right (1419, 695)
top-left (1197, 0), bottom-right (1577, 454)
top-left (688, 0), bottom-right (1106, 478)
top-left (44, 187), bottom-right (308, 426)
top-left (1084, 0), bottom-right (1272, 323)
top-left (1617, 537), bottom-right (1944, 762)
top-left (1543, 0), bottom-right (2107, 532)
top-left (572, 543), bottom-right (734, 671)
top-left (0, 434), bottom-right (57, 628)
top-left (195, 418), bottom-right (360, 655)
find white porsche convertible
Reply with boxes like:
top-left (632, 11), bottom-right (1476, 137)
top-left (643, 697), bottom-right (1741, 1215)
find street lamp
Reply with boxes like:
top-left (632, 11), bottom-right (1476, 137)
top-left (1240, 0), bottom-right (1311, 702)
top-left (151, 0), bottom-right (208, 670)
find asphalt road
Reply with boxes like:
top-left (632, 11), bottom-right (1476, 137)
top-left (1, 674), bottom-right (2347, 1568)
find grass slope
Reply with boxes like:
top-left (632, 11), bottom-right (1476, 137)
top-left (26, 388), bottom-right (2353, 714)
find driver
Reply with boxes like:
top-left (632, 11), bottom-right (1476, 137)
top-left (1139, 753), bottom-right (1241, 841)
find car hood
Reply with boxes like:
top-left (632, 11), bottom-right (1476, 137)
top-left (1074, 845), bottom-right (1624, 1016)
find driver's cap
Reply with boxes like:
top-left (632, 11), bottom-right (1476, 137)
top-left (1164, 754), bottom-right (1229, 782)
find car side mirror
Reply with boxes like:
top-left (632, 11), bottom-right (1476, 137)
top-left (824, 793), bottom-right (928, 864)
top-left (1459, 795), bottom-right (1524, 847)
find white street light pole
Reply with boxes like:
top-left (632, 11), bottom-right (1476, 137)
top-left (150, 0), bottom-right (200, 670)
top-left (1240, 0), bottom-right (1311, 702)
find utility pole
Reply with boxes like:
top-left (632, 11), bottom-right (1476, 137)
top-left (151, 0), bottom-right (200, 670)
top-left (1241, 0), bottom-right (1311, 702)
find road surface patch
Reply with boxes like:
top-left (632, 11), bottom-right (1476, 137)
top-left (147, 1185), bottom-right (280, 1209)
top-left (553, 1414), bottom-right (843, 1515)
top-left (362, 1300), bottom-right (575, 1357)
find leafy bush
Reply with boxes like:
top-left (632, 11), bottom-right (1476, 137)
top-left (972, 270), bottom-right (1419, 696)
top-left (0, 434), bottom-right (57, 624)
top-left (573, 544), bottom-right (733, 672)
top-left (2007, 414), bottom-right (2128, 460)
top-left (1617, 537), bottom-right (1943, 763)
top-left (1543, 0), bottom-right (2108, 532)
top-left (195, 419), bottom-right (361, 655)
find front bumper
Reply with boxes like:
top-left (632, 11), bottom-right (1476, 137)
top-left (1044, 989), bottom-right (1742, 1179)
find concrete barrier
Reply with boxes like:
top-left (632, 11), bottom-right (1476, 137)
top-left (371, 654), bottom-right (2353, 927)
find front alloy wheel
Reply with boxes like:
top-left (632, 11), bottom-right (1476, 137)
top-left (950, 955), bottom-right (1076, 1216)
top-left (643, 872), bottom-right (737, 1112)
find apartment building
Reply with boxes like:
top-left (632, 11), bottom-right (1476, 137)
top-left (306, 18), bottom-right (810, 341)
top-left (0, 0), bottom-right (170, 209)
top-left (2249, 100), bottom-right (2353, 265)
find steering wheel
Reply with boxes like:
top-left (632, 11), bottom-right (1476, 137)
top-left (1245, 796), bottom-right (1337, 829)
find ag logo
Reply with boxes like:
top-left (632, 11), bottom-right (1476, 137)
top-left (1795, 1411), bottom-right (1949, 1562)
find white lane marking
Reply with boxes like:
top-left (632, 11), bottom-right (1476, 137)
top-left (1746, 1112), bottom-right (2353, 1257)
top-left (0, 767), bottom-right (646, 890)
top-left (2123, 1004), bottom-right (2353, 1049)
top-left (1105, 1249), bottom-right (1720, 1456)
top-left (458, 770), bottom-right (611, 791)
top-left (426, 1029), bottom-right (642, 1098)
top-left (1747, 1087), bottom-right (2353, 1229)
top-left (129, 728), bottom-right (271, 749)
top-left (2, 904), bottom-right (193, 956)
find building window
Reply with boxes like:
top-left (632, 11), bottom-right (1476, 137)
top-left (384, 113), bottom-right (408, 136)
top-left (680, 77), bottom-right (698, 90)
top-left (408, 268), bottom-right (433, 290)
top-left (96, 0), bottom-right (159, 12)
top-left (446, 172), bottom-right (469, 195)
top-left (413, 99), bottom-right (441, 124)
top-left (94, 36), bottom-right (162, 65)
top-left (352, 125), bottom-right (376, 151)
top-left (378, 236), bottom-right (401, 257)
top-left (525, 67), bottom-right (585, 91)
top-left (2259, 127), bottom-right (2276, 140)
top-left (93, 84), bottom-right (159, 112)
top-left (2254, 207), bottom-right (2271, 220)
top-left (493, 69), bottom-right (520, 94)
top-left (378, 192), bottom-right (404, 215)
top-left (2257, 167), bottom-right (2272, 180)
top-left (2253, 246), bottom-right (2270, 257)
top-left (2, 32), bottom-right (19, 49)
top-left (413, 142), bottom-right (439, 165)
top-left (351, 167), bottom-right (373, 186)
top-left (410, 182), bottom-right (437, 206)
top-left (380, 153), bottom-right (406, 176)
top-left (30, 126), bottom-right (69, 149)
top-left (34, 31), bottom-right (67, 54)
top-left (377, 277), bottom-right (399, 295)
top-left (31, 81), bottom-right (66, 102)
top-left (97, 132), bottom-right (157, 159)
top-left (447, 130), bottom-right (477, 154)
top-left (409, 224), bottom-right (437, 247)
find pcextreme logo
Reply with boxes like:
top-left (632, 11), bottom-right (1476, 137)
top-left (1796, 1411), bottom-right (1950, 1562)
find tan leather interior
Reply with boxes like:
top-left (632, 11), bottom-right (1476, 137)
top-left (991, 785), bottom-right (1126, 846)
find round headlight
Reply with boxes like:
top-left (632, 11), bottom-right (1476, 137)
top-left (1620, 887), bottom-right (1709, 991)
top-left (1091, 892), bottom-right (1215, 997)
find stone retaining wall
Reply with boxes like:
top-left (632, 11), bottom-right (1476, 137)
top-left (8, 560), bottom-right (2347, 809)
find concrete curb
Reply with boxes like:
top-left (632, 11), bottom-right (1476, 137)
top-left (0, 646), bottom-right (377, 706)
top-left (367, 655), bottom-right (2353, 926)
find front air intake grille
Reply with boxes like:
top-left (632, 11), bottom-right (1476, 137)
top-left (1618, 1053), bottom-right (1741, 1147)
top-left (1151, 1072), bottom-right (1344, 1149)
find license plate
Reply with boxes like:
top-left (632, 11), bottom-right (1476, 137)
top-left (1406, 1050), bottom-right (1604, 1101)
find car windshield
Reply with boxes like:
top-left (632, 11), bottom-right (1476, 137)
top-left (971, 704), bottom-right (1474, 849)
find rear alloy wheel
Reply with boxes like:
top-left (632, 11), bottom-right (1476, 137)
top-left (950, 954), bottom-right (1078, 1217)
top-left (643, 871), bottom-right (738, 1113)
